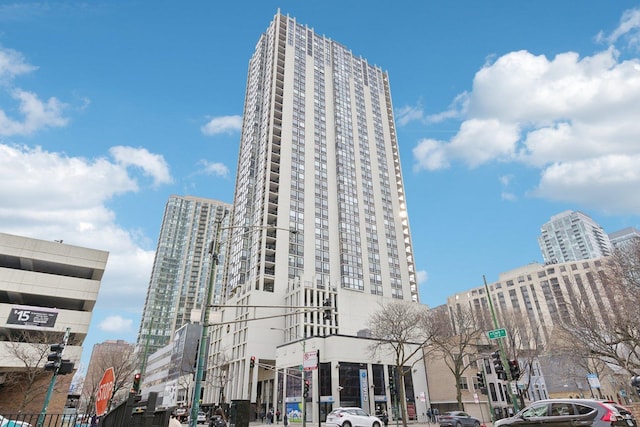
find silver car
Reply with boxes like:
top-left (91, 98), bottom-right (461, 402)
top-left (494, 399), bottom-right (637, 427)
top-left (326, 407), bottom-right (382, 427)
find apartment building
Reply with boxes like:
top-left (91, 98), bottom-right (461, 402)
top-left (205, 11), bottom-right (425, 422)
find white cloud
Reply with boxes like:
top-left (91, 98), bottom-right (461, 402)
top-left (597, 8), bottom-right (640, 50)
top-left (499, 175), bottom-right (517, 201)
top-left (413, 138), bottom-right (449, 171)
top-left (0, 144), bottom-right (137, 210)
top-left (0, 88), bottom-right (69, 136)
top-left (396, 104), bottom-right (424, 126)
top-left (99, 315), bottom-right (134, 333)
top-left (396, 94), bottom-right (466, 126)
top-left (0, 143), bottom-right (161, 312)
top-left (0, 46), bottom-right (37, 81)
top-left (414, 119), bottom-right (519, 171)
top-left (110, 146), bottom-right (173, 187)
top-left (417, 270), bottom-right (428, 285)
top-left (0, 46), bottom-right (69, 136)
top-left (531, 154), bottom-right (640, 215)
top-left (197, 160), bottom-right (230, 177)
top-left (201, 115), bottom-right (242, 135)
top-left (412, 12), bottom-right (640, 215)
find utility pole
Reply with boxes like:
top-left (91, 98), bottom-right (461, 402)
top-left (190, 213), bottom-right (226, 427)
top-left (483, 275), bottom-right (519, 413)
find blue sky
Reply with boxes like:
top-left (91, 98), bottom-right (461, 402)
top-left (1, 1), bottom-right (640, 372)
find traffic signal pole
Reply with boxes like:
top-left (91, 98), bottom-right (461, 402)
top-left (37, 327), bottom-right (71, 427)
top-left (483, 276), bottom-right (519, 413)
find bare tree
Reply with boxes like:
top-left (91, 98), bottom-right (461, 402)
top-left (425, 305), bottom-right (486, 410)
top-left (81, 344), bottom-right (137, 415)
top-left (2, 329), bottom-right (65, 412)
top-left (557, 241), bottom-right (640, 376)
top-left (495, 310), bottom-right (547, 408)
top-left (368, 301), bottom-right (433, 427)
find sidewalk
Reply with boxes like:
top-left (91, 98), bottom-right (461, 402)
top-left (245, 420), bottom-right (493, 427)
top-left (181, 421), bottom-right (493, 427)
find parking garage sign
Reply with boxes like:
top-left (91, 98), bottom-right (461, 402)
top-left (7, 305), bottom-right (58, 328)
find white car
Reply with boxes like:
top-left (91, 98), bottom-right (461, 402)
top-left (0, 415), bottom-right (32, 427)
top-left (188, 412), bottom-right (207, 424)
top-left (326, 407), bottom-right (382, 427)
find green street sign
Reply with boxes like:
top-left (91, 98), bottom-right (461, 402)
top-left (487, 328), bottom-right (507, 340)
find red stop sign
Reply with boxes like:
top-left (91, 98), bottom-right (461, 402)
top-left (95, 367), bottom-right (115, 416)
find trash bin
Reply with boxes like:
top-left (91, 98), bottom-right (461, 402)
top-left (230, 400), bottom-right (250, 427)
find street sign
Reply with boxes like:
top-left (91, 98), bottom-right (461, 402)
top-left (587, 373), bottom-right (601, 389)
top-left (303, 351), bottom-right (318, 371)
top-left (95, 367), bottom-right (115, 416)
top-left (487, 328), bottom-right (507, 340)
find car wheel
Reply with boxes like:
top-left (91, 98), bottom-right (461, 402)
top-left (456, 422), bottom-right (462, 427)
top-left (373, 422), bottom-right (380, 427)
top-left (474, 422), bottom-right (480, 427)
top-left (343, 422), bottom-right (352, 427)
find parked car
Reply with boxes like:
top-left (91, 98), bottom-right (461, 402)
top-left (326, 407), bottom-right (383, 427)
top-left (494, 399), bottom-right (637, 427)
top-left (173, 407), bottom-right (188, 422)
top-left (0, 415), bottom-right (32, 427)
top-left (438, 411), bottom-right (481, 427)
top-left (187, 411), bottom-right (207, 424)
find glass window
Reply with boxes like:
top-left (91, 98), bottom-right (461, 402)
top-left (522, 403), bottom-right (548, 417)
top-left (575, 404), bottom-right (594, 415)
top-left (550, 402), bottom-right (575, 416)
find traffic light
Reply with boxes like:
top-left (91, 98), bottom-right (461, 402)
top-left (509, 359), bottom-right (520, 380)
top-left (133, 373), bottom-right (141, 393)
top-left (303, 380), bottom-right (310, 398)
top-left (250, 356), bottom-right (256, 369)
top-left (491, 351), bottom-right (506, 380)
top-left (44, 343), bottom-right (64, 372)
top-left (323, 298), bottom-right (332, 320)
top-left (476, 371), bottom-right (487, 394)
top-left (58, 359), bottom-right (75, 375)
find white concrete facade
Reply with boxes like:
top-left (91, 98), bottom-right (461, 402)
top-left (448, 259), bottom-right (615, 351)
top-left (538, 210), bottom-right (613, 264)
top-left (204, 11), bottom-right (426, 422)
top-left (0, 232), bottom-right (108, 376)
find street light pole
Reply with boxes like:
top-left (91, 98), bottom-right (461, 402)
top-left (302, 329), bottom-right (307, 427)
top-left (189, 222), bottom-right (297, 427)
top-left (483, 275), bottom-right (519, 413)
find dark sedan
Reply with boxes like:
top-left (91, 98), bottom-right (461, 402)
top-left (439, 411), bottom-right (481, 427)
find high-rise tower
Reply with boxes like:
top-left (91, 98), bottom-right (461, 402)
top-left (205, 12), bottom-right (424, 419)
top-left (538, 210), bottom-right (613, 264)
top-left (136, 195), bottom-right (230, 360)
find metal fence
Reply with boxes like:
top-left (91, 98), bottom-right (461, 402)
top-left (3, 392), bottom-right (171, 427)
top-left (0, 412), bottom-right (88, 426)
top-left (100, 391), bottom-right (171, 427)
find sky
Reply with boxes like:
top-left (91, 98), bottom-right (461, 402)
top-left (1, 1), bottom-right (640, 372)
